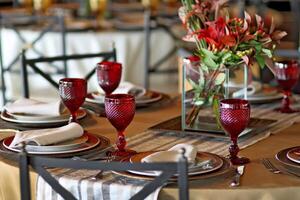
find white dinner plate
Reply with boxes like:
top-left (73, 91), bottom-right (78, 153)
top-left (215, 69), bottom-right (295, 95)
top-left (1, 109), bottom-right (86, 124)
top-left (128, 151), bottom-right (223, 177)
top-left (6, 109), bottom-right (71, 121)
top-left (3, 132), bottom-right (100, 155)
top-left (286, 147), bottom-right (300, 164)
top-left (20, 134), bottom-right (89, 152)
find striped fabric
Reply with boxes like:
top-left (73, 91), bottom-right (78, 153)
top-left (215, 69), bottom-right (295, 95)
top-left (36, 98), bottom-right (300, 200)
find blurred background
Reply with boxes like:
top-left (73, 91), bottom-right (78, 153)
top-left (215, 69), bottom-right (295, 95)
top-left (0, 0), bottom-right (298, 106)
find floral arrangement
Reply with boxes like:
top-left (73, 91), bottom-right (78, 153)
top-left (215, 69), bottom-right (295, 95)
top-left (179, 0), bottom-right (287, 127)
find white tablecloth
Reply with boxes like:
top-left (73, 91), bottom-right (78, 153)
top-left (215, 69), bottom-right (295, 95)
top-left (1, 28), bottom-right (177, 103)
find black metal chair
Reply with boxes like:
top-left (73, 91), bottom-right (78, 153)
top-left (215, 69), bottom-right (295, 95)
top-left (0, 13), bottom-right (66, 104)
top-left (19, 145), bottom-right (189, 200)
top-left (21, 46), bottom-right (117, 98)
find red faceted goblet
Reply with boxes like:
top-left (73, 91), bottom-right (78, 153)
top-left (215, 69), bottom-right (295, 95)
top-left (220, 99), bottom-right (250, 165)
top-left (274, 60), bottom-right (300, 113)
top-left (105, 94), bottom-right (136, 157)
top-left (59, 78), bottom-right (87, 123)
top-left (96, 61), bottom-right (122, 95)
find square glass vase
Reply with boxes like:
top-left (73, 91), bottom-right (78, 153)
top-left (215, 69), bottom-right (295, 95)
top-left (181, 56), bottom-right (248, 134)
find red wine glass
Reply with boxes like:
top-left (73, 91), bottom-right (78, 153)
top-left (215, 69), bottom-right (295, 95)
top-left (274, 60), bottom-right (299, 113)
top-left (220, 99), bottom-right (250, 165)
top-left (105, 94), bottom-right (136, 157)
top-left (59, 78), bottom-right (87, 123)
top-left (96, 61), bottom-right (122, 95)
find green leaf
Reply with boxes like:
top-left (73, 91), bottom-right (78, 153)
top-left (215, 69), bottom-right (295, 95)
top-left (215, 73), bottom-right (226, 85)
top-left (200, 63), bottom-right (209, 74)
top-left (255, 55), bottom-right (265, 68)
top-left (203, 56), bottom-right (218, 70)
top-left (249, 40), bottom-right (260, 45)
top-left (220, 52), bottom-right (232, 64)
top-left (201, 49), bottom-right (218, 60)
top-left (212, 97), bottom-right (222, 130)
top-left (255, 44), bottom-right (262, 52)
top-left (262, 48), bottom-right (273, 58)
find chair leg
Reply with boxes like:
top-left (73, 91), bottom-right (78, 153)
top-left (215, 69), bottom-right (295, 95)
top-left (19, 146), bottom-right (31, 200)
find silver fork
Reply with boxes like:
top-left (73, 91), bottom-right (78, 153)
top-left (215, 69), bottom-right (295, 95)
top-left (262, 158), bottom-right (281, 174)
top-left (90, 154), bottom-right (116, 180)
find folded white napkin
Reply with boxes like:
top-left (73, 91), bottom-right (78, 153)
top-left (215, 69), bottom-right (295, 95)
top-left (9, 122), bottom-right (84, 148)
top-left (232, 81), bottom-right (262, 98)
top-left (4, 98), bottom-right (65, 116)
top-left (141, 143), bottom-right (197, 163)
top-left (95, 81), bottom-right (146, 98)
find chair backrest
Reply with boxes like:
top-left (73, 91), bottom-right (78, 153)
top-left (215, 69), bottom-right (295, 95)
top-left (19, 146), bottom-right (189, 200)
top-left (0, 13), bottom-right (66, 104)
top-left (21, 47), bottom-right (117, 98)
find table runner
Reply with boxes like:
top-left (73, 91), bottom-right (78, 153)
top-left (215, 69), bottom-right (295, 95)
top-left (36, 98), bottom-right (300, 200)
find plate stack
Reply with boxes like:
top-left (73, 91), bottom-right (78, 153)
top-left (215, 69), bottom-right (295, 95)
top-left (276, 146), bottom-right (300, 175)
top-left (115, 151), bottom-right (232, 181)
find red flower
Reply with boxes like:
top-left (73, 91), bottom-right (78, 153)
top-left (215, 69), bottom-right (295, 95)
top-left (221, 35), bottom-right (236, 47)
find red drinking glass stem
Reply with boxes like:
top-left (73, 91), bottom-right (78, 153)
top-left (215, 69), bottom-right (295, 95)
top-left (116, 131), bottom-right (126, 152)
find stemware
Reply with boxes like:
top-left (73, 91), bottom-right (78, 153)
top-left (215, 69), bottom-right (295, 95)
top-left (96, 61), bottom-right (122, 96)
top-left (59, 78), bottom-right (87, 123)
top-left (105, 94), bottom-right (136, 157)
top-left (220, 99), bottom-right (250, 165)
top-left (274, 60), bottom-right (300, 113)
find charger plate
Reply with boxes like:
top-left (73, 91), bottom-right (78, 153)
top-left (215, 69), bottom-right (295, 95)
top-left (0, 134), bottom-right (110, 161)
top-left (1, 109), bottom-right (86, 127)
top-left (275, 147), bottom-right (300, 172)
top-left (2, 132), bottom-right (100, 155)
top-left (128, 151), bottom-right (223, 177)
top-left (113, 153), bottom-right (232, 181)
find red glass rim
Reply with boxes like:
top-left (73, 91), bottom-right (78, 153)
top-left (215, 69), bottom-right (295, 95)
top-left (274, 60), bottom-right (299, 68)
top-left (105, 94), bottom-right (135, 103)
top-left (220, 99), bottom-right (249, 109)
top-left (96, 61), bottom-right (122, 70)
top-left (59, 78), bottom-right (87, 86)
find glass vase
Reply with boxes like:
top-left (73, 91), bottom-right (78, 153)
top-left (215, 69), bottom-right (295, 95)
top-left (181, 56), bottom-right (248, 133)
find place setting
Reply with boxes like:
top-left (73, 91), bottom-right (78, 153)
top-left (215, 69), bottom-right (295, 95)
top-left (1, 78), bottom-right (89, 128)
top-left (1, 99), bottom-right (87, 127)
top-left (113, 143), bottom-right (233, 182)
top-left (85, 61), bottom-right (167, 109)
top-left (0, 78), bottom-right (111, 160)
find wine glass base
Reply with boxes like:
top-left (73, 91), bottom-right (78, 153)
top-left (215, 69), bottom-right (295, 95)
top-left (274, 107), bottom-right (300, 113)
top-left (111, 149), bottom-right (137, 159)
top-left (230, 156), bottom-right (250, 165)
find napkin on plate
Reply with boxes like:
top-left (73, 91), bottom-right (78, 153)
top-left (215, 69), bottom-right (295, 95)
top-left (232, 81), bottom-right (263, 98)
top-left (94, 81), bottom-right (146, 99)
top-left (4, 98), bottom-right (66, 116)
top-left (141, 143), bottom-right (198, 163)
top-left (9, 122), bottom-right (84, 148)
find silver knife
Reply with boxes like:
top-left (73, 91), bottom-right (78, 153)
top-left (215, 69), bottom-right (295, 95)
top-left (230, 165), bottom-right (245, 187)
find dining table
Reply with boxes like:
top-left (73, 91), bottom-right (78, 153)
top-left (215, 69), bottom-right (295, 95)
top-left (0, 94), bottom-right (300, 200)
